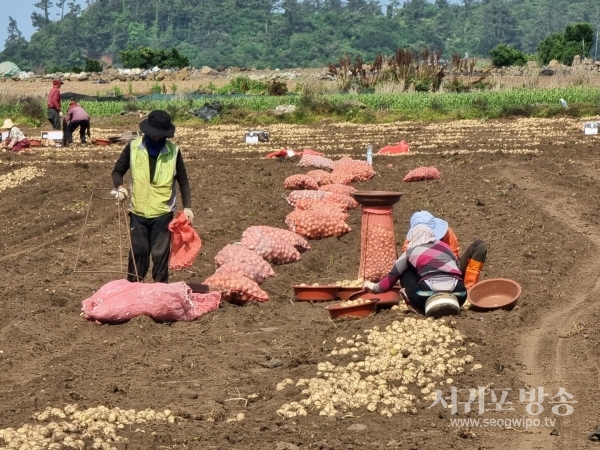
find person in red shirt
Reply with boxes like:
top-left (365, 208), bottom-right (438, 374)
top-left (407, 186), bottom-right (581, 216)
top-left (401, 211), bottom-right (487, 289)
top-left (47, 78), bottom-right (63, 130)
top-left (64, 101), bottom-right (91, 144)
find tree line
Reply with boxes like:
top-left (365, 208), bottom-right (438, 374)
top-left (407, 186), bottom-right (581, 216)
top-left (1, 0), bottom-right (599, 71)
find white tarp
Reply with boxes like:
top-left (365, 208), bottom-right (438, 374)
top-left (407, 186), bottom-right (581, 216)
top-left (0, 61), bottom-right (20, 77)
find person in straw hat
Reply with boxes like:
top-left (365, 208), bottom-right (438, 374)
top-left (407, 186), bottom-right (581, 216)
top-left (0, 119), bottom-right (30, 152)
top-left (111, 110), bottom-right (193, 284)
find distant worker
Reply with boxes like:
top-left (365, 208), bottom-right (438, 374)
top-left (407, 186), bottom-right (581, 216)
top-left (47, 78), bottom-right (63, 130)
top-left (64, 101), bottom-right (91, 144)
top-left (111, 110), bottom-right (194, 283)
top-left (0, 119), bottom-right (30, 152)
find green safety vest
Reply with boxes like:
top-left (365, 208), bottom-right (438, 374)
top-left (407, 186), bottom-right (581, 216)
top-left (130, 137), bottom-right (178, 218)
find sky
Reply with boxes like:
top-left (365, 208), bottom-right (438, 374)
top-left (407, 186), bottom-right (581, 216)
top-left (0, 0), bottom-right (84, 50)
top-left (0, 0), bottom-right (459, 52)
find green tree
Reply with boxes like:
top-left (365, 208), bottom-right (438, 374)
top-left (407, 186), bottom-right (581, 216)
top-left (538, 22), bottom-right (594, 65)
top-left (489, 43), bottom-right (528, 66)
top-left (1, 17), bottom-right (29, 67)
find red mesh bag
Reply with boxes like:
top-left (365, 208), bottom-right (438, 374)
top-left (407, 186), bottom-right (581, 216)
top-left (295, 197), bottom-right (348, 213)
top-left (326, 192), bottom-right (359, 210)
top-left (284, 174), bottom-right (319, 190)
top-left (330, 156), bottom-right (355, 169)
top-left (168, 211), bottom-right (202, 270)
top-left (295, 200), bottom-right (349, 221)
top-left (358, 207), bottom-right (398, 281)
top-left (319, 184), bottom-right (357, 196)
top-left (286, 209), bottom-right (351, 239)
top-left (306, 170), bottom-right (334, 186)
top-left (214, 244), bottom-right (276, 278)
top-left (81, 280), bottom-right (221, 324)
top-left (378, 141), bottom-right (410, 155)
top-left (331, 159), bottom-right (375, 184)
top-left (242, 226), bottom-right (310, 252)
top-left (403, 167), bottom-right (441, 182)
top-left (215, 262), bottom-right (269, 285)
top-left (204, 273), bottom-right (269, 304)
top-left (241, 226), bottom-right (301, 264)
top-left (298, 154), bottom-right (334, 170)
top-left (286, 190), bottom-right (332, 206)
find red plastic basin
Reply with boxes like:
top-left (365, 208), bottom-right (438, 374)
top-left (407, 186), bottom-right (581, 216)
top-left (325, 298), bottom-right (379, 319)
top-left (293, 285), bottom-right (338, 302)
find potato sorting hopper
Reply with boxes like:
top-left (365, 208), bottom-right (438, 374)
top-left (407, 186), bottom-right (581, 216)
top-left (351, 191), bottom-right (404, 282)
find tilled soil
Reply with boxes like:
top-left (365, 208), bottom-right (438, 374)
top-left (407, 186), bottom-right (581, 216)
top-left (0, 117), bottom-right (599, 449)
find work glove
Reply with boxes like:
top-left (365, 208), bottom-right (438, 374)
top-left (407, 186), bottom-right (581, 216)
top-left (363, 281), bottom-right (377, 292)
top-left (184, 208), bottom-right (194, 224)
top-left (59, 111), bottom-right (64, 118)
top-left (111, 186), bottom-right (128, 202)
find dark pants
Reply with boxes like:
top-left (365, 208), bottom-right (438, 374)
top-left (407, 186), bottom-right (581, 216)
top-left (459, 239), bottom-right (487, 273)
top-left (66, 120), bottom-right (90, 143)
top-left (128, 212), bottom-right (173, 283)
top-left (47, 108), bottom-right (61, 130)
top-left (400, 269), bottom-right (466, 314)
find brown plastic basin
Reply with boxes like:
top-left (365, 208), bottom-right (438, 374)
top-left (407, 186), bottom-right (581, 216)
top-left (29, 139), bottom-right (42, 147)
top-left (349, 289), bottom-right (400, 308)
top-left (351, 191), bottom-right (404, 207)
top-left (337, 287), bottom-right (362, 300)
top-left (325, 298), bottom-right (379, 319)
top-left (293, 285), bottom-right (338, 302)
top-left (468, 278), bottom-right (521, 311)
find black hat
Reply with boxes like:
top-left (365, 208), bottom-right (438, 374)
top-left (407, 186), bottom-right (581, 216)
top-left (139, 110), bottom-right (175, 138)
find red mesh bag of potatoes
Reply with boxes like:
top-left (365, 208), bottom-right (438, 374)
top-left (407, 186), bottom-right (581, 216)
top-left (285, 209), bottom-right (351, 239)
top-left (298, 153), bottom-right (334, 170)
top-left (286, 190), bottom-right (332, 207)
top-left (215, 262), bottom-right (269, 285)
top-left (319, 184), bottom-right (357, 196)
top-left (284, 174), bottom-right (319, 190)
top-left (330, 156), bottom-right (355, 169)
top-left (295, 200), bottom-right (349, 221)
top-left (241, 227), bottom-right (301, 264)
top-left (243, 226), bottom-right (310, 252)
top-left (204, 273), bottom-right (269, 304)
top-left (403, 166), bottom-right (441, 182)
top-left (214, 244), bottom-right (276, 278)
top-left (306, 170), bottom-right (334, 186)
top-left (358, 207), bottom-right (398, 281)
top-left (326, 192), bottom-right (359, 210)
top-left (295, 197), bottom-right (348, 213)
top-left (331, 160), bottom-right (375, 184)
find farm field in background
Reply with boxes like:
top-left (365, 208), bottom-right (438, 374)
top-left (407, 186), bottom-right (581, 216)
top-left (0, 118), bottom-right (599, 449)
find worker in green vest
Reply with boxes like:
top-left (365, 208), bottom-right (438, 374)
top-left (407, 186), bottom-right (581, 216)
top-left (111, 110), bottom-right (193, 283)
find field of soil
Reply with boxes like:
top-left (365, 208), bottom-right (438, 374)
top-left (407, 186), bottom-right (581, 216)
top-left (2, 67), bottom-right (600, 98)
top-left (1, 116), bottom-right (600, 450)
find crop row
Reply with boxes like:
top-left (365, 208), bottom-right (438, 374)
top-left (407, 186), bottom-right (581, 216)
top-left (76, 87), bottom-right (600, 116)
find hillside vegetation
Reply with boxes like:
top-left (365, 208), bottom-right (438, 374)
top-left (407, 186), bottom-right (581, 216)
top-left (1, 0), bottom-right (600, 71)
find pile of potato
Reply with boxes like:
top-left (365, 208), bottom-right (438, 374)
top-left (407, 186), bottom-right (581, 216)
top-left (338, 298), bottom-right (372, 307)
top-left (276, 316), bottom-right (479, 418)
top-left (0, 404), bottom-right (178, 450)
top-left (359, 225), bottom-right (397, 281)
top-left (334, 278), bottom-right (364, 288)
top-left (0, 167), bottom-right (45, 193)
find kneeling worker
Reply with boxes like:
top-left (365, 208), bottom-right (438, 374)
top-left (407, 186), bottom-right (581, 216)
top-left (402, 211), bottom-right (487, 289)
top-left (111, 110), bottom-right (194, 283)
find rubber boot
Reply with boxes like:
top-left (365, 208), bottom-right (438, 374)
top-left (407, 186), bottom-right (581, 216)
top-left (464, 259), bottom-right (484, 289)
